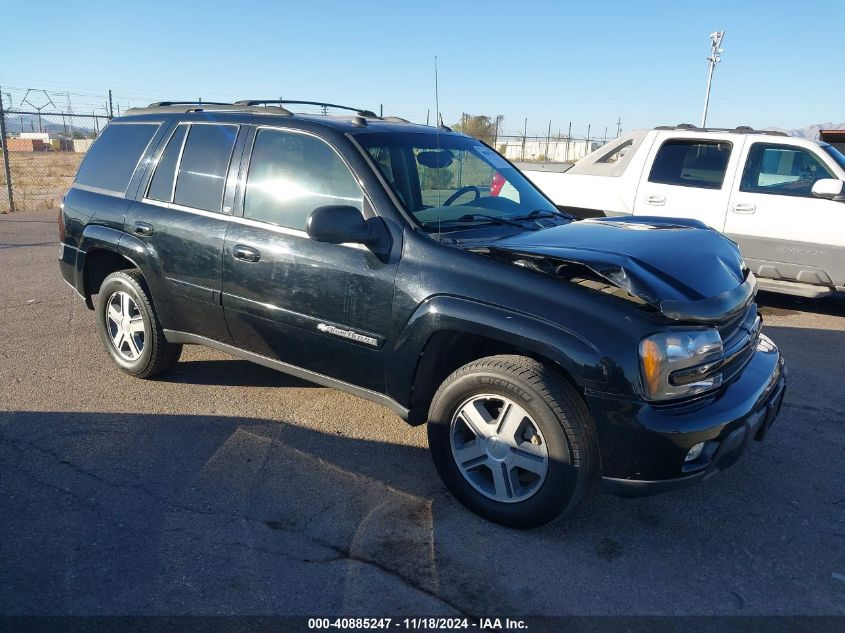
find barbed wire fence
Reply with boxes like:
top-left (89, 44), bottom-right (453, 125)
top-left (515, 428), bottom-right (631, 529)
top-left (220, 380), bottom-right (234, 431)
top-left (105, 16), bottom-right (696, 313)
top-left (492, 117), bottom-right (622, 164)
top-left (0, 85), bottom-right (120, 212)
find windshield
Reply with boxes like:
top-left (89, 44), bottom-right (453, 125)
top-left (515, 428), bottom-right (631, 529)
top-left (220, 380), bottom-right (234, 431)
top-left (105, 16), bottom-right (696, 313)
top-left (355, 131), bottom-right (558, 232)
top-left (822, 144), bottom-right (845, 172)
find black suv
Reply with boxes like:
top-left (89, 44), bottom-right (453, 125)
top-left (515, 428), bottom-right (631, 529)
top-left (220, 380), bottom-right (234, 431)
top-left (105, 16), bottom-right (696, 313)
top-left (59, 99), bottom-right (786, 528)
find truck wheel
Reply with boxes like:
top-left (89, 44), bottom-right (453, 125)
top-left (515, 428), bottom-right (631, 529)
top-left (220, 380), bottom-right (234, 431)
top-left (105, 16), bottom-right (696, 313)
top-left (95, 270), bottom-right (182, 378)
top-left (427, 355), bottom-right (597, 528)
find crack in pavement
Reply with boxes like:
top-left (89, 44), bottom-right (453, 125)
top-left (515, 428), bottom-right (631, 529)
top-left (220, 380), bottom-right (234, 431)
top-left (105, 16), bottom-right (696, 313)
top-left (1, 431), bottom-right (467, 616)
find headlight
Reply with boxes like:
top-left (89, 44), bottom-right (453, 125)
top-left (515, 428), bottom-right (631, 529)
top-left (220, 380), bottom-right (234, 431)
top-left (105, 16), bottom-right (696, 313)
top-left (639, 329), bottom-right (723, 401)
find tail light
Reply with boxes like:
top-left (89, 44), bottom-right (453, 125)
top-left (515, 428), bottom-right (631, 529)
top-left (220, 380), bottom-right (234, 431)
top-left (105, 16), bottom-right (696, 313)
top-left (58, 196), bottom-right (65, 242)
top-left (490, 172), bottom-right (505, 197)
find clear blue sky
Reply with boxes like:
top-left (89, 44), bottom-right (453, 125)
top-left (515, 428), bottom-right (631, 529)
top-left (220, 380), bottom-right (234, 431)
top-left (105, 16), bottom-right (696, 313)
top-left (3, 0), bottom-right (842, 138)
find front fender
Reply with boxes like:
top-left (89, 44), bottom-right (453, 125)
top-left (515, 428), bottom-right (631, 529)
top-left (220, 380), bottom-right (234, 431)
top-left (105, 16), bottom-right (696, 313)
top-left (387, 295), bottom-right (607, 411)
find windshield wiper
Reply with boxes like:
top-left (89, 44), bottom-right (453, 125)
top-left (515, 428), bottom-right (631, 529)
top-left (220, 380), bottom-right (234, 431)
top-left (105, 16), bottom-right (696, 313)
top-left (508, 209), bottom-right (576, 222)
top-left (424, 214), bottom-right (527, 229)
top-left (455, 213), bottom-right (527, 228)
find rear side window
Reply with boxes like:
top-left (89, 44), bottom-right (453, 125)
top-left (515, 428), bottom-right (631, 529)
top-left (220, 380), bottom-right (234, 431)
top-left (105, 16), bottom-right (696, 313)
top-left (243, 128), bottom-right (363, 231)
top-left (648, 139), bottom-right (732, 189)
top-left (147, 125), bottom-right (188, 202)
top-left (173, 124), bottom-right (238, 212)
top-left (75, 123), bottom-right (159, 194)
top-left (597, 140), bottom-right (633, 164)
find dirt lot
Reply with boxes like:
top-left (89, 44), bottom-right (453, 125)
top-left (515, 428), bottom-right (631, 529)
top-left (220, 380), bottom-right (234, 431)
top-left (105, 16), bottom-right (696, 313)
top-left (1, 209), bottom-right (844, 618)
top-left (0, 151), bottom-right (83, 212)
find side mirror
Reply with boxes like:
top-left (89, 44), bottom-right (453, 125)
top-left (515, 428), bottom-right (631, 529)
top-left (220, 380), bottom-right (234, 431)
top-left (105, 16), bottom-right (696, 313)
top-left (306, 205), bottom-right (374, 245)
top-left (811, 178), bottom-right (845, 201)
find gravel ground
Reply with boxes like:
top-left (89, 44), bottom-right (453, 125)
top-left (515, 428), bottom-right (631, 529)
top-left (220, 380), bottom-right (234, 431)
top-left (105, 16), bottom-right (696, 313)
top-left (1, 209), bottom-right (843, 617)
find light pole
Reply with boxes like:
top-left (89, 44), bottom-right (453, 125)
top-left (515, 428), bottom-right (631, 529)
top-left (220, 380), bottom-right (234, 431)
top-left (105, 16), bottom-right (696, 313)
top-left (701, 31), bottom-right (725, 128)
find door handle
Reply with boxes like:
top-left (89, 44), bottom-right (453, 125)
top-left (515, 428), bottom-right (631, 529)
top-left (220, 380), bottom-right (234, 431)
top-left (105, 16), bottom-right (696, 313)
top-left (133, 221), bottom-right (154, 236)
top-left (233, 244), bottom-right (260, 262)
top-left (731, 203), bottom-right (756, 214)
top-left (644, 194), bottom-right (666, 206)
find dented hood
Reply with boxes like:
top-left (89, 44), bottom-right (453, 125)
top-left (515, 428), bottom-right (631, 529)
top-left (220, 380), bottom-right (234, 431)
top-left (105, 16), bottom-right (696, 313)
top-left (488, 216), bottom-right (756, 322)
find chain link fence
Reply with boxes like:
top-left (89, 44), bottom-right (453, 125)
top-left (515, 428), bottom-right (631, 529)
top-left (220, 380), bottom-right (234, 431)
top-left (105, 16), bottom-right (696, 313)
top-left (1, 106), bottom-right (111, 213)
top-left (494, 134), bottom-right (610, 164)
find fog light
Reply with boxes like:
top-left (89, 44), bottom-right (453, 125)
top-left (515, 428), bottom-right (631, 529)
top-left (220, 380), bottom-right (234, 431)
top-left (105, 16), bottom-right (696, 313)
top-left (685, 442), bottom-right (705, 463)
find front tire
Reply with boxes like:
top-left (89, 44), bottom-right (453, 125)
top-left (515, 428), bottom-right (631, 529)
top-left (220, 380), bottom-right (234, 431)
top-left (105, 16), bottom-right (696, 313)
top-left (427, 355), bottom-right (597, 528)
top-left (95, 270), bottom-right (182, 378)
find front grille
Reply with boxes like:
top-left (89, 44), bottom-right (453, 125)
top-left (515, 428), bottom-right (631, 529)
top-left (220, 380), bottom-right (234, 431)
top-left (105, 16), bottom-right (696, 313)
top-left (717, 305), bottom-right (749, 341)
top-left (719, 304), bottom-right (761, 384)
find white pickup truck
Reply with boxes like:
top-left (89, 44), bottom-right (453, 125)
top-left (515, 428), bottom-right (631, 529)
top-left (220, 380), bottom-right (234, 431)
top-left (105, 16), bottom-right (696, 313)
top-left (523, 125), bottom-right (845, 297)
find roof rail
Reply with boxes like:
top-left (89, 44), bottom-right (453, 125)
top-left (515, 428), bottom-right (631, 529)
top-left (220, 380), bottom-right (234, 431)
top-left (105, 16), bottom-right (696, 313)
top-left (653, 123), bottom-right (788, 136)
top-left (147, 100), bottom-right (233, 107)
top-left (235, 100), bottom-right (377, 118)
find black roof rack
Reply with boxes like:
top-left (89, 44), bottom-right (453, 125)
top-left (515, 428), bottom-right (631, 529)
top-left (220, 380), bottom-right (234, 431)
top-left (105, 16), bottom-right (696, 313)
top-left (130, 99), bottom-right (417, 126)
top-left (653, 123), bottom-right (788, 137)
top-left (147, 100), bottom-right (233, 107)
top-left (235, 100), bottom-right (378, 118)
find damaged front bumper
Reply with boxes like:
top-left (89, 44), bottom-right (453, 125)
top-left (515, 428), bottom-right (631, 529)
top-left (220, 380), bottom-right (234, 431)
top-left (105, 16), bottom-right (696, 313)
top-left (587, 334), bottom-right (787, 496)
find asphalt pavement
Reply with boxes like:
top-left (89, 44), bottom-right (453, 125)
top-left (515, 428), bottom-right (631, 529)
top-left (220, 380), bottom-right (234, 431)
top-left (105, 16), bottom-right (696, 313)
top-left (1, 209), bottom-right (843, 617)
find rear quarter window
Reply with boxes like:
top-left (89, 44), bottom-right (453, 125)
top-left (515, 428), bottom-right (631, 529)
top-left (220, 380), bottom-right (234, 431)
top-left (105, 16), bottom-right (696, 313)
top-left (75, 122), bottom-right (160, 194)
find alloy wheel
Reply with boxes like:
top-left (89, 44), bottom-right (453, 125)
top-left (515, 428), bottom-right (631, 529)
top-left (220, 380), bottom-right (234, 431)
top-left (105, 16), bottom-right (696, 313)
top-left (105, 290), bottom-right (145, 361)
top-left (449, 394), bottom-right (549, 503)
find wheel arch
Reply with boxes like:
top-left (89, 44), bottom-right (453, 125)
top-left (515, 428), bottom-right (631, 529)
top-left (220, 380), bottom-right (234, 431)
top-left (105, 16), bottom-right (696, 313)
top-left (78, 225), bottom-right (154, 308)
top-left (389, 296), bottom-right (605, 423)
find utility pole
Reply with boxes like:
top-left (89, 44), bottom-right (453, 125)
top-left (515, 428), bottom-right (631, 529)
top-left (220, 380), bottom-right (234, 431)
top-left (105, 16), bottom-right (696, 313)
top-left (565, 122), bottom-right (571, 161)
top-left (701, 31), bottom-right (725, 127)
top-left (493, 115), bottom-right (503, 149)
top-left (426, 109), bottom-right (430, 126)
top-left (21, 89), bottom-right (55, 134)
top-left (380, 104), bottom-right (383, 118)
top-left (0, 84), bottom-right (15, 212)
top-left (521, 117), bottom-right (527, 161)
top-left (616, 117), bottom-right (622, 137)
top-left (545, 120), bottom-right (551, 161)
top-left (108, 89), bottom-right (114, 119)
top-left (65, 92), bottom-right (75, 139)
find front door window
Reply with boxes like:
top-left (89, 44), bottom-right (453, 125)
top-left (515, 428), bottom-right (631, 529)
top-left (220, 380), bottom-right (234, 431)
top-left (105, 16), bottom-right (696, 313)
top-left (740, 143), bottom-right (834, 197)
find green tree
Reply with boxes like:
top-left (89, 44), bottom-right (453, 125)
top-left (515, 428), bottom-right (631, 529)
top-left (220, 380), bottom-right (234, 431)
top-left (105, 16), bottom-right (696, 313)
top-left (453, 113), bottom-right (503, 146)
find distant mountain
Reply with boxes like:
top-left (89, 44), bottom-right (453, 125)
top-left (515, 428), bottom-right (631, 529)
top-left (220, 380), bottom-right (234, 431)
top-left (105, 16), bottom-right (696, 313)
top-left (765, 122), bottom-right (845, 139)
top-left (6, 112), bottom-right (98, 138)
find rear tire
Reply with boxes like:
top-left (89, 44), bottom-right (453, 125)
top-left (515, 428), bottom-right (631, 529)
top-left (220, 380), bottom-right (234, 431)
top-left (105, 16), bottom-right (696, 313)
top-left (95, 270), bottom-right (181, 378)
top-left (427, 355), bottom-right (597, 528)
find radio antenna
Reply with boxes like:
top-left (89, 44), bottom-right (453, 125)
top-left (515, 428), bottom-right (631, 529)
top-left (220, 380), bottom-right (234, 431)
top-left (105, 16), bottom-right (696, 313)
top-left (434, 56), bottom-right (441, 131)
top-left (434, 55), bottom-right (442, 240)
